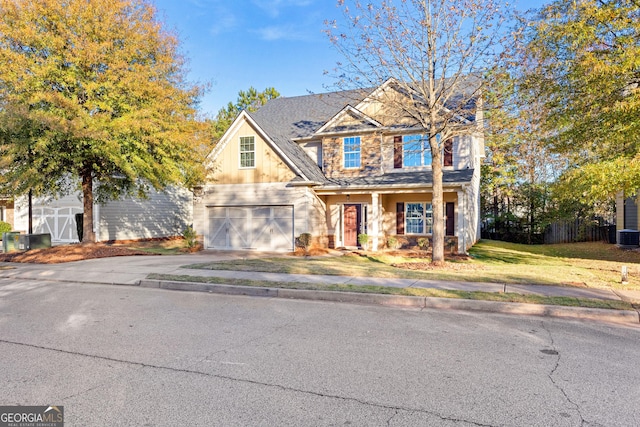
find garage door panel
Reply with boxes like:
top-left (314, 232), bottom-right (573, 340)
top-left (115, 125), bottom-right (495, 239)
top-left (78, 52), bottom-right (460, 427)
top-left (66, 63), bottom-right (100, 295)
top-left (207, 206), bottom-right (293, 251)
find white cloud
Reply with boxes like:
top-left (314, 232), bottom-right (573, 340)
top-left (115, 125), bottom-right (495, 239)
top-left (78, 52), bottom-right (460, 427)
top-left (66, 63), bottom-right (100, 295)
top-left (253, 25), bottom-right (310, 41)
top-left (209, 8), bottom-right (238, 35)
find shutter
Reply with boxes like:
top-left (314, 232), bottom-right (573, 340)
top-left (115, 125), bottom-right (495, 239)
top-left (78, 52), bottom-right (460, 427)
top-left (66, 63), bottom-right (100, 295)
top-left (393, 136), bottom-right (403, 168)
top-left (444, 139), bottom-right (453, 166)
top-left (446, 202), bottom-right (455, 236)
top-left (396, 202), bottom-right (405, 235)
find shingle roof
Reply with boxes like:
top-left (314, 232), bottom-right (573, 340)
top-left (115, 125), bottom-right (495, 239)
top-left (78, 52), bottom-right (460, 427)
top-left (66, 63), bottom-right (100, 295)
top-left (322, 169), bottom-right (474, 189)
top-left (247, 79), bottom-right (479, 184)
top-left (249, 89), bottom-right (369, 182)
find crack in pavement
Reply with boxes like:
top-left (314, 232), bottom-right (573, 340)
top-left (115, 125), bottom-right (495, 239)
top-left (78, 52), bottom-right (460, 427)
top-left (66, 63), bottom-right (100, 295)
top-left (540, 321), bottom-right (587, 426)
top-left (386, 408), bottom-right (399, 426)
top-left (187, 315), bottom-right (297, 371)
top-left (0, 338), bottom-right (495, 426)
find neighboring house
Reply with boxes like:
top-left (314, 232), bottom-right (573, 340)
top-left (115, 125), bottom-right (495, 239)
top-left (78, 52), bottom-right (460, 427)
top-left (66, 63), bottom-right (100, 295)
top-left (194, 79), bottom-right (485, 253)
top-left (617, 193), bottom-right (640, 233)
top-left (12, 188), bottom-right (192, 243)
top-left (0, 196), bottom-right (14, 226)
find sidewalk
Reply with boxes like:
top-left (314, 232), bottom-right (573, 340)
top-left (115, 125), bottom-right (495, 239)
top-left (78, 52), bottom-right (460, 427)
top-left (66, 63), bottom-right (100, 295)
top-left (1, 252), bottom-right (639, 324)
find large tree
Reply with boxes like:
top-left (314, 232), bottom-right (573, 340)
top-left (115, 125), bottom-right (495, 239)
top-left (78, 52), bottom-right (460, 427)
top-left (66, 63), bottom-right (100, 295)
top-left (0, 0), bottom-right (207, 242)
top-left (520, 0), bottom-right (640, 203)
top-left (326, 0), bottom-right (508, 262)
top-left (482, 68), bottom-right (566, 243)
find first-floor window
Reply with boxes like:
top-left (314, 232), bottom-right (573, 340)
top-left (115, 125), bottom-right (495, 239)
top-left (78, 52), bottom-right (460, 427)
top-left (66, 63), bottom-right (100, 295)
top-left (240, 136), bottom-right (255, 168)
top-left (405, 202), bottom-right (433, 234)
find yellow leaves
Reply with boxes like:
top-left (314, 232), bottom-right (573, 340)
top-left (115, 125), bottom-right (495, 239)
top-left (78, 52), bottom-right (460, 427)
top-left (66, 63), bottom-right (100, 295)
top-left (0, 0), bottom-right (206, 197)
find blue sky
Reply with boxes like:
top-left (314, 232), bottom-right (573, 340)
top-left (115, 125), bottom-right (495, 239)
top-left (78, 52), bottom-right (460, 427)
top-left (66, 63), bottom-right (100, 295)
top-left (153, 0), bottom-right (549, 117)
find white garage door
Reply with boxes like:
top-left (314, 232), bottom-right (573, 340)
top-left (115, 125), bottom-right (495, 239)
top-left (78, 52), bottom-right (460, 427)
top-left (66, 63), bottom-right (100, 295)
top-left (207, 206), bottom-right (294, 251)
top-left (33, 206), bottom-right (83, 243)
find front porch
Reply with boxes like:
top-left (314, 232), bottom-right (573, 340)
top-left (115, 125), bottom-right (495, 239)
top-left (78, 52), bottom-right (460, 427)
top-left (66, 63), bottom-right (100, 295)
top-left (316, 187), bottom-right (472, 253)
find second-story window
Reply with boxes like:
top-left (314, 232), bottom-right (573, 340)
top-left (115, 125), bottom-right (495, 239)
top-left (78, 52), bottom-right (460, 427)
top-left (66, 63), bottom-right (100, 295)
top-left (395, 134), bottom-right (452, 168)
top-left (343, 136), bottom-right (361, 169)
top-left (403, 135), bottom-right (432, 167)
top-left (239, 136), bottom-right (255, 168)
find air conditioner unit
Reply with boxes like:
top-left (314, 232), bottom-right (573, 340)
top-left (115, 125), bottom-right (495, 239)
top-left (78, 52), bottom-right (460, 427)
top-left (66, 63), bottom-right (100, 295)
top-left (617, 229), bottom-right (639, 248)
top-left (18, 233), bottom-right (52, 251)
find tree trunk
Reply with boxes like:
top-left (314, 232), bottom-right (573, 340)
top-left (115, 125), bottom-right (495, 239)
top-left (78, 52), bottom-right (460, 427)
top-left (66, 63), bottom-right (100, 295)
top-left (81, 169), bottom-right (96, 243)
top-left (431, 139), bottom-right (444, 265)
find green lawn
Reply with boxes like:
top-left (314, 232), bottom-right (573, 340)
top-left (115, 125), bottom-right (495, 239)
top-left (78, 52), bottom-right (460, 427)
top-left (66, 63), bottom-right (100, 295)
top-left (184, 240), bottom-right (640, 290)
top-left (148, 273), bottom-right (635, 311)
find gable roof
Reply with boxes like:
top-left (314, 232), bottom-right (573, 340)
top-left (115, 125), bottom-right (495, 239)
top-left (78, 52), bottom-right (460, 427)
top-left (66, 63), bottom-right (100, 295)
top-left (248, 88), bottom-right (371, 183)
top-left (315, 105), bottom-right (383, 135)
top-left (213, 79), bottom-right (480, 184)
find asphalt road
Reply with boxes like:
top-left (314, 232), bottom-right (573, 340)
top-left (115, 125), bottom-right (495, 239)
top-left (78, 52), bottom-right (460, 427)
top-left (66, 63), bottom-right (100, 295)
top-left (1, 278), bottom-right (639, 426)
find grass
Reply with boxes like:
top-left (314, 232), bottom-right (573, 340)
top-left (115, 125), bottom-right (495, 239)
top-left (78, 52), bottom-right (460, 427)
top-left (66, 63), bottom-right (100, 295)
top-left (183, 240), bottom-right (640, 291)
top-left (147, 273), bottom-right (636, 311)
top-left (119, 239), bottom-right (189, 255)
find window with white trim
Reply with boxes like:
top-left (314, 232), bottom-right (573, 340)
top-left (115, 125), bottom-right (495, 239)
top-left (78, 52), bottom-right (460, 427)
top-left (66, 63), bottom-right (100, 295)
top-left (343, 136), bottom-right (361, 169)
top-left (239, 136), bottom-right (255, 168)
top-left (403, 134), bottom-right (438, 167)
top-left (405, 202), bottom-right (433, 234)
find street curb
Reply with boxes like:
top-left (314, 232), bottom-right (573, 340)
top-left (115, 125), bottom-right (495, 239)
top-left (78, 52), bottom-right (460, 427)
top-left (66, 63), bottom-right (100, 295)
top-left (138, 279), bottom-right (640, 325)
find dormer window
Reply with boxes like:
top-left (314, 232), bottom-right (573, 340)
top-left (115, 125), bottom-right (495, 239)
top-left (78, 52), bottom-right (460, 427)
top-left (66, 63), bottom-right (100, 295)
top-left (343, 136), bottom-right (361, 169)
top-left (239, 136), bottom-right (255, 168)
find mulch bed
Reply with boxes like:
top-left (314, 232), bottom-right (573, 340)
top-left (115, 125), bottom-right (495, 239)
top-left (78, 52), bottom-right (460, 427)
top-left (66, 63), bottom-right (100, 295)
top-left (0, 243), bottom-right (154, 264)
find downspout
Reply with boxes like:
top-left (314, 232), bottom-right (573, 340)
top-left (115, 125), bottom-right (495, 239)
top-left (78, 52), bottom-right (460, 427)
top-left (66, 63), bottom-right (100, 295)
top-left (461, 184), bottom-right (468, 254)
top-left (379, 132), bottom-right (385, 175)
top-left (94, 202), bottom-right (100, 242)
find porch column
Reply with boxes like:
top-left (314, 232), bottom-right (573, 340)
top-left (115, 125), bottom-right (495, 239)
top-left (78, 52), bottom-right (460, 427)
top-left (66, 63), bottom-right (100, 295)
top-left (371, 192), bottom-right (380, 251)
top-left (456, 189), bottom-right (466, 253)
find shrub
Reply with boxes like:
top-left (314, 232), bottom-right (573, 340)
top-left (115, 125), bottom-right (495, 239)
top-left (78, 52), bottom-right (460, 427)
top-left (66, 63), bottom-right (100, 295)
top-left (182, 225), bottom-right (198, 249)
top-left (0, 221), bottom-right (11, 234)
top-left (298, 233), bottom-right (312, 249)
top-left (417, 237), bottom-right (429, 250)
top-left (357, 233), bottom-right (370, 248)
top-left (386, 236), bottom-right (398, 249)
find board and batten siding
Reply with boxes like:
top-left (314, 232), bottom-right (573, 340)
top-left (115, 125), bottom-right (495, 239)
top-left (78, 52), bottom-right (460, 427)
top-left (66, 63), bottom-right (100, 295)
top-left (210, 121), bottom-right (296, 184)
top-left (193, 183), bottom-right (327, 248)
top-left (97, 187), bottom-right (193, 242)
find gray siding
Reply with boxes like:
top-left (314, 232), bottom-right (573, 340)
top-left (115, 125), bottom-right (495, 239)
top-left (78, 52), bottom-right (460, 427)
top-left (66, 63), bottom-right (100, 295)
top-left (624, 197), bottom-right (638, 230)
top-left (98, 187), bottom-right (193, 242)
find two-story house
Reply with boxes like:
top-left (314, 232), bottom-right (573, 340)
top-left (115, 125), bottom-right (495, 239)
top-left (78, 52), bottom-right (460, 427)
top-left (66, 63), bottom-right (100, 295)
top-left (194, 79), bottom-right (484, 253)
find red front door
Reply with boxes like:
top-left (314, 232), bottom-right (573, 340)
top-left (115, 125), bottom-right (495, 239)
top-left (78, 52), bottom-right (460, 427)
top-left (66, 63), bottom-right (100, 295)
top-left (344, 204), bottom-right (361, 247)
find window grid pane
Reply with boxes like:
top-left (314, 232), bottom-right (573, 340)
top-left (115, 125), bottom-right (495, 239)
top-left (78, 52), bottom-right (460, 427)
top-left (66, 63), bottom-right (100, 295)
top-left (406, 203), bottom-right (424, 234)
top-left (404, 202), bottom-right (434, 234)
top-left (343, 136), bottom-right (361, 168)
top-left (240, 136), bottom-right (255, 168)
top-left (425, 203), bottom-right (433, 234)
top-left (402, 134), bottom-right (433, 167)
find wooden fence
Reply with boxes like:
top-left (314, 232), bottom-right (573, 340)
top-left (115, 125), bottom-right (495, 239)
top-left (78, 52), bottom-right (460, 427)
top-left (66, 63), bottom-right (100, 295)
top-left (543, 221), bottom-right (615, 244)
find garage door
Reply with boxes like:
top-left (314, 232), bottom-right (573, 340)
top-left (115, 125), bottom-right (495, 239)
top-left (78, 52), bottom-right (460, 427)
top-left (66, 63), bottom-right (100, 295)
top-left (33, 206), bottom-right (82, 243)
top-left (207, 206), bottom-right (294, 251)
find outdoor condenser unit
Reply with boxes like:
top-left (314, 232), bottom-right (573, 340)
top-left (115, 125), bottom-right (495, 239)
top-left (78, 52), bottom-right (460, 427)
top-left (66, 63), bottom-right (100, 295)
top-left (617, 229), bottom-right (640, 248)
top-left (18, 233), bottom-right (52, 251)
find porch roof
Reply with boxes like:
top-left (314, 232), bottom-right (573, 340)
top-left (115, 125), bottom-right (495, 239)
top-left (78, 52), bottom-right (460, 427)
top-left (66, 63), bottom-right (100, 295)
top-left (318, 169), bottom-right (474, 191)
